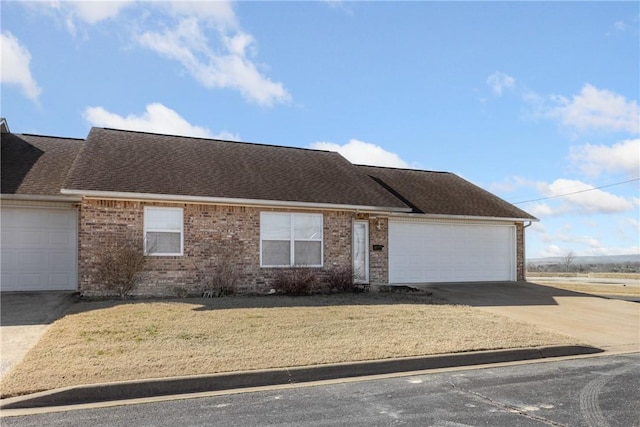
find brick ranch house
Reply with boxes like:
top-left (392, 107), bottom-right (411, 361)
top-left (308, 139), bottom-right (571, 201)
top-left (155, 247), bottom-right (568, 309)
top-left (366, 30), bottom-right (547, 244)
top-left (1, 123), bottom-right (537, 296)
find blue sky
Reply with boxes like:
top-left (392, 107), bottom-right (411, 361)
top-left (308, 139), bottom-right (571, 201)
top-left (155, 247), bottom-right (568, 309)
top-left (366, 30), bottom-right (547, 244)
top-left (1, 1), bottom-right (639, 259)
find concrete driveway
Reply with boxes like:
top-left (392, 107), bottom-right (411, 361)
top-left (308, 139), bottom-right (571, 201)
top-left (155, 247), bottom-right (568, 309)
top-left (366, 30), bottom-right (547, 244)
top-left (421, 281), bottom-right (640, 353)
top-left (0, 292), bottom-right (75, 380)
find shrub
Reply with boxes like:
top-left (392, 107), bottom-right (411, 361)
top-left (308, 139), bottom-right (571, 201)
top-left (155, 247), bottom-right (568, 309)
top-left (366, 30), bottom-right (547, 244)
top-left (326, 265), bottom-right (357, 292)
top-left (272, 268), bottom-right (321, 296)
top-left (199, 240), bottom-right (244, 297)
top-left (94, 235), bottom-right (148, 299)
top-left (202, 259), bottom-right (239, 297)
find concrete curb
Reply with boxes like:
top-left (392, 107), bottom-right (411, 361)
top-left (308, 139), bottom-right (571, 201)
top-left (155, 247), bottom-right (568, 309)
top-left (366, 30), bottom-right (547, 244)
top-left (0, 345), bottom-right (602, 409)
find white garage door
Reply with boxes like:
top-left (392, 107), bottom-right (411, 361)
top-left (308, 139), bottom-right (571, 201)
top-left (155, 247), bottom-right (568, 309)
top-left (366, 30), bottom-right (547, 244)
top-left (1, 206), bottom-right (78, 291)
top-left (389, 220), bottom-right (515, 283)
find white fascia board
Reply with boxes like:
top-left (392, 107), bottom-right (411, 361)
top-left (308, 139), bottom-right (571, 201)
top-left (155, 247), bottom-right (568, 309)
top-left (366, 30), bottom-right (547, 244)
top-left (60, 189), bottom-right (412, 213)
top-left (388, 211), bottom-right (539, 223)
top-left (0, 118), bottom-right (9, 133)
top-left (0, 193), bottom-right (82, 203)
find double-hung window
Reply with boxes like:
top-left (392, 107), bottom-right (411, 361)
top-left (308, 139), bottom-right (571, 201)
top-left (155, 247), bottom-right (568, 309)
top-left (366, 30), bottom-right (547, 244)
top-left (144, 207), bottom-right (183, 256)
top-left (261, 212), bottom-right (323, 267)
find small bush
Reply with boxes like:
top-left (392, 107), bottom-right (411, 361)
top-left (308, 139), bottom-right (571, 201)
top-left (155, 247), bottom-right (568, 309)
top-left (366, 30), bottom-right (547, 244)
top-left (272, 268), bottom-right (321, 296)
top-left (173, 287), bottom-right (190, 298)
top-left (199, 241), bottom-right (244, 297)
top-left (94, 235), bottom-right (148, 299)
top-left (326, 265), bottom-right (357, 292)
top-left (202, 259), bottom-right (240, 297)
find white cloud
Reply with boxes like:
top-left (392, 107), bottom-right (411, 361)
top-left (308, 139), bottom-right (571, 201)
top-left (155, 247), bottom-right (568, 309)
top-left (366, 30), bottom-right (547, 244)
top-left (83, 103), bottom-right (238, 140)
top-left (620, 217), bottom-right (640, 231)
top-left (137, 12), bottom-right (290, 107)
top-left (0, 31), bottom-right (42, 101)
top-left (570, 139), bottom-right (640, 178)
top-left (37, 1), bottom-right (134, 35)
top-left (488, 176), bottom-right (544, 194)
top-left (486, 72), bottom-right (515, 95)
top-left (540, 178), bottom-right (634, 214)
top-left (539, 242), bottom-right (639, 257)
top-left (613, 21), bottom-right (628, 32)
top-left (310, 140), bottom-right (411, 168)
top-left (322, 0), bottom-right (354, 14)
top-left (539, 244), bottom-right (564, 258)
top-left (168, 1), bottom-right (238, 29)
top-left (27, 1), bottom-right (289, 107)
top-left (70, 1), bottom-right (133, 24)
top-left (528, 203), bottom-right (556, 218)
top-left (550, 84), bottom-right (639, 134)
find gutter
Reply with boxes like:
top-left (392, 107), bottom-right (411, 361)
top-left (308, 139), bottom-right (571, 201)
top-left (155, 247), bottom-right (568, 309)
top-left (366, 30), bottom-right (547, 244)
top-left (0, 194), bottom-right (82, 203)
top-left (387, 211), bottom-right (539, 223)
top-left (523, 221), bottom-right (533, 282)
top-left (60, 189), bottom-right (413, 214)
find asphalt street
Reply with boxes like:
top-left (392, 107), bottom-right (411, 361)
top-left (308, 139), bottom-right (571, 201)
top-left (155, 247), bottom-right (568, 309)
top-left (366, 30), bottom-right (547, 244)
top-left (2, 353), bottom-right (638, 427)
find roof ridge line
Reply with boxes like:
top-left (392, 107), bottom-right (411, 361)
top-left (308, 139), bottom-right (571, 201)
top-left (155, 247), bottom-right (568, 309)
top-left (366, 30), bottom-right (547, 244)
top-left (12, 133), bottom-right (85, 141)
top-left (355, 164), bottom-right (451, 174)
top-left (93, 127), bottom-right (339, 155)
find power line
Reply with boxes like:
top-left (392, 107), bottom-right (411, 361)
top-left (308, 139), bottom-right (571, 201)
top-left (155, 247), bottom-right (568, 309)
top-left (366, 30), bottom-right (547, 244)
top-left (511, 177), bottom-right (640, 205)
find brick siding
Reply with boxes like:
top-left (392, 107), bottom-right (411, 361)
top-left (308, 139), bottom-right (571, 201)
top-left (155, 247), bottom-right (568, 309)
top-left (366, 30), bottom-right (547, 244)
top-left (368, 216), bottom-right (389, 286)
top-left (78, 198), bottom-right (357, 297)
top-left (78, 198), bottom-right (528, 296)
top-left (516, 222), bottom-right (526, 281)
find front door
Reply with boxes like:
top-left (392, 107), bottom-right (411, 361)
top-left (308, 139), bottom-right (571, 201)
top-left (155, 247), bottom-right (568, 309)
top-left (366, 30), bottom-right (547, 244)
top-left (352, 221), bottom-right (369, 283)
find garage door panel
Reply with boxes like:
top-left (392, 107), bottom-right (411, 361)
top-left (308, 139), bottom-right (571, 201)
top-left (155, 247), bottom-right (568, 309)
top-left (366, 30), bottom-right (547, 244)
top-left (49, 251), bottom-right (76, 269)
top-left (389, 221), bottom-right (515, 284)
top-left (18, 230), bottom-right (45, 246)
top-left (49, 230), bottom-right (74, 246)
top-left (48, 273), bottom-right (73, 288)
top-left (1, 207), bottom-right (77, 291)
top-left (19, 251), bottom-right (48, 267)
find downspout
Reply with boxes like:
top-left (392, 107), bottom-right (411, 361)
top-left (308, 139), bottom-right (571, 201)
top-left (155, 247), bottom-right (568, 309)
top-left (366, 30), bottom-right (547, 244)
top-left (522, 221), bottom-right (532, 282)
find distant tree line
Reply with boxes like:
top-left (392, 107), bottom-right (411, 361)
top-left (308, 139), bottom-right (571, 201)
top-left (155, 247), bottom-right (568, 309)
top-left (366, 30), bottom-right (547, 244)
top-left (527, 262), bottom-right (640, 274)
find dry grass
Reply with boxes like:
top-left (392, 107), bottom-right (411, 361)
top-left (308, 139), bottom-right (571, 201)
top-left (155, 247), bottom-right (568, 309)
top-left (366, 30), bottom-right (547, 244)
top-left (0, 292), bottom-right (576, 398)
top-left (527, 272), bottom-right (640, 279)
top-left (588, 272), bottom-right (640, 280)
top-left (531, 281), bottom-right (640, 298)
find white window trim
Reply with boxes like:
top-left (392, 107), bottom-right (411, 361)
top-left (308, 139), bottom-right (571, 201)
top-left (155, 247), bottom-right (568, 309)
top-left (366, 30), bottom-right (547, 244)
top-left (144, 206), bottom-right (184, 256)
top-left (260, 212), bottom-right (324, 267)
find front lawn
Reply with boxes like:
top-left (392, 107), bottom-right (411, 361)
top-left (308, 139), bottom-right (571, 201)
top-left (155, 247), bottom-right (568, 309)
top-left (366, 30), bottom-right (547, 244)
top-left (0, 292), bottom-right (577, 398)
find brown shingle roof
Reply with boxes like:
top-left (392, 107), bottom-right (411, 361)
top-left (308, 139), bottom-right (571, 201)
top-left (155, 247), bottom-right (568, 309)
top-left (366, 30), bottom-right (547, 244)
top-left (63, 128), bottom-right (409, 209)
top-left (1, 133), bottom-right (83, 196)
top-left (357, 165), bottom-right (537, 220)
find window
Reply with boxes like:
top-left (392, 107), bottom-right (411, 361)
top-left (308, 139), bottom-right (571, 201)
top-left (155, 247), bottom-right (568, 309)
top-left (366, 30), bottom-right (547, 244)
top-left (261, 212), bottom-right (323, 267)
top-left (144, 207), bottom-right (183, 256)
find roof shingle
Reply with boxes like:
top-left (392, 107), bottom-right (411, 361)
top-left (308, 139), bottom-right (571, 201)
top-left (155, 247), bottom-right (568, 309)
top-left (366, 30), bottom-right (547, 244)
top-left (63, 128), bottom-right (409, 209)
top-left (1, 133), bottom-right (83, 196)
top-left (3, 127), bottom-right (536, 220)
top-left (357, 165), bottom-right (537, 220)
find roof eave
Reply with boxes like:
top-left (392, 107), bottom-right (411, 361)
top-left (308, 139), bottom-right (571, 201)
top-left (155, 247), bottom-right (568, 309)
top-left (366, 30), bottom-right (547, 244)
top-left (388, 211), bottom-right (539, 223)
top-left (60, 189), bottom-right (413, 213)
top-left (0, 193), bottom-right (82, 203)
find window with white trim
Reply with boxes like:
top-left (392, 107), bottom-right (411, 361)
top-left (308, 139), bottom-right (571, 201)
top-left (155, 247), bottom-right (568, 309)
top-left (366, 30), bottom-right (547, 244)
top-left (261, 212), bottom-right (323, 267)
top-left (144, 207), bottom-right (183, 256)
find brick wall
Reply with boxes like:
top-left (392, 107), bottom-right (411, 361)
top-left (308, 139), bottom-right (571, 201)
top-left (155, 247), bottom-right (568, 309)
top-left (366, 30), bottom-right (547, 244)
top-left (515, 222), bottom-right (526, 281)
top-left (78, 198), bottom-right (529, 296)
top-left (368, 216), bottom-right (389, 286)
top-left (78, 198), bottom-right (356, 296)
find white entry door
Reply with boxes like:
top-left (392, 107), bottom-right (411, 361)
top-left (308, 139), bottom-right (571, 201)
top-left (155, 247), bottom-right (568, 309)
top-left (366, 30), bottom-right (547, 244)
top-left (353, 221), bottom-right (369, 283)
top-left (1, 206), bottom-right (78, 291)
